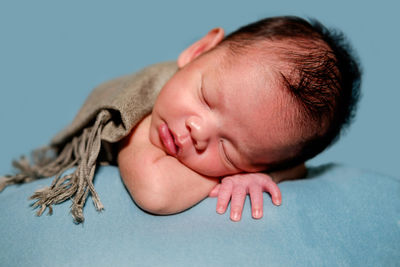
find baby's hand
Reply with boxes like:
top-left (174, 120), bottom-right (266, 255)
top-left (208, 173), bottom-right (281, 222)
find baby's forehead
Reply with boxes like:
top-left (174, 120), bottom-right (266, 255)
top-left (217, 44), bottom-right (296, 89)
top-left (219, 38), bottom-right (322, 79)
top-left (217, 45), bottom-right (282, 78)
top-left (221, 39), bottom-right (294, 62)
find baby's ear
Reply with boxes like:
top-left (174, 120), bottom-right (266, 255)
top-left (177, 27), bottom-right (225, 68)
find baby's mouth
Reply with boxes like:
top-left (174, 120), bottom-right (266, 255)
top-left (158, 123), bottom-right (179, 156)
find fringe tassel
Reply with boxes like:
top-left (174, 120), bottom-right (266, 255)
top-left (0, 110), bottom-right (111, 223)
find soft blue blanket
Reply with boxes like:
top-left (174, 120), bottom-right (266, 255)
top-left (0, 164), bottom-right (399, 266)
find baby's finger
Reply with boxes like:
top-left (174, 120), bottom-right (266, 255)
top-left (229, 185), bottom-right (246, 222)
top-left (208, 184), bottom-right (220, 197)
top-left (261, 177), bottom-right (282, 206)
top-left (249, 184), bottom-right (263, 219)
top-left (216, 181), bottom-right (233, 214)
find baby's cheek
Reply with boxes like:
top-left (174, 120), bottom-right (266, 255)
top-left (180, 155), bottom-right (227, 177)
top-left (148, 124), bottom-right (163, 150)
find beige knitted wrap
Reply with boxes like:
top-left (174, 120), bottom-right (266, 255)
top-left (0, 61), bottom-right (178, 223)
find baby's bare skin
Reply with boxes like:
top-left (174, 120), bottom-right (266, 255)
top-left (209, 173), bottom-right (282, 221)
top-left (119, 114), bottom-right (305, 221)
top-left (208, 164), bottom-right (306, 221)
top-left (118, 27), bottom-right (308, 221)
top-left (119, 115), bottom-right (220, 215)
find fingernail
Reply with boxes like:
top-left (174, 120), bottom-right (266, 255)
top-left (253, 209), bottom-right (262, 219)
top-left (216, 207), bottom-right (225, 214)
top-left (231, 212), bottom-right (240, 221)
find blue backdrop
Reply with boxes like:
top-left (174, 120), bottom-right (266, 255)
top-left (1, 0), bottom-right (399, 178)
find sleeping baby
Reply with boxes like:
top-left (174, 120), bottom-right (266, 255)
top-left (1, 16), bottom-right (361, 222)
top-left (118, 16), bottom-right (361, 221)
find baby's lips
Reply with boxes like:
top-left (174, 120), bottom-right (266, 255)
top-left (158, 123), bottom-right (177, 156)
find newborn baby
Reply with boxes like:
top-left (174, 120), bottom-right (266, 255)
top-left (0, 16), bottom-right (361, 223)
top-left (118, 16), bottom-right (361, 221)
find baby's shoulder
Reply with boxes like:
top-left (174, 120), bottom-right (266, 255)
top-left (119, 114), bottom-right (153, 154)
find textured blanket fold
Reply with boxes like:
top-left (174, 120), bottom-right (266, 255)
top-left (0, 61), bottom-right (178, 223)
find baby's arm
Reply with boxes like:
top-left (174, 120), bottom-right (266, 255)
top-left (209, 164), bottom-right (307, 221)
top-left (118, 114), bottom-right (219, 215)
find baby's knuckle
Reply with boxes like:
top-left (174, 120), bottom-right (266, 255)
top-left (232, 189), bottom-right (245, 197)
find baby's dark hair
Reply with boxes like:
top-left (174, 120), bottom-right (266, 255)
top-left (221, 16), bottom-right (362, 170)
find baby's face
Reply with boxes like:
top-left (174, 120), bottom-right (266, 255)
top-left (150, 47), bottom-right (299, 177)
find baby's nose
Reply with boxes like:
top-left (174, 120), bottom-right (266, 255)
top-left (185, 116), bottom-right (211, 151)
top-left (193, 140), bottom-right (207, 151)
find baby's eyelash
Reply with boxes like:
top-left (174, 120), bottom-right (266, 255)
top-left (200, 86), bottom-right (210, 107)
top-left (220, 140), bottom-right (235, 168)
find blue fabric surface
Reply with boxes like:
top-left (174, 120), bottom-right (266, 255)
top-left (0, 164), bottom-right (399, 266)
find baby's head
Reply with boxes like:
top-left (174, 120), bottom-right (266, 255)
top-left (150, 16), bottom-right (361, 176)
